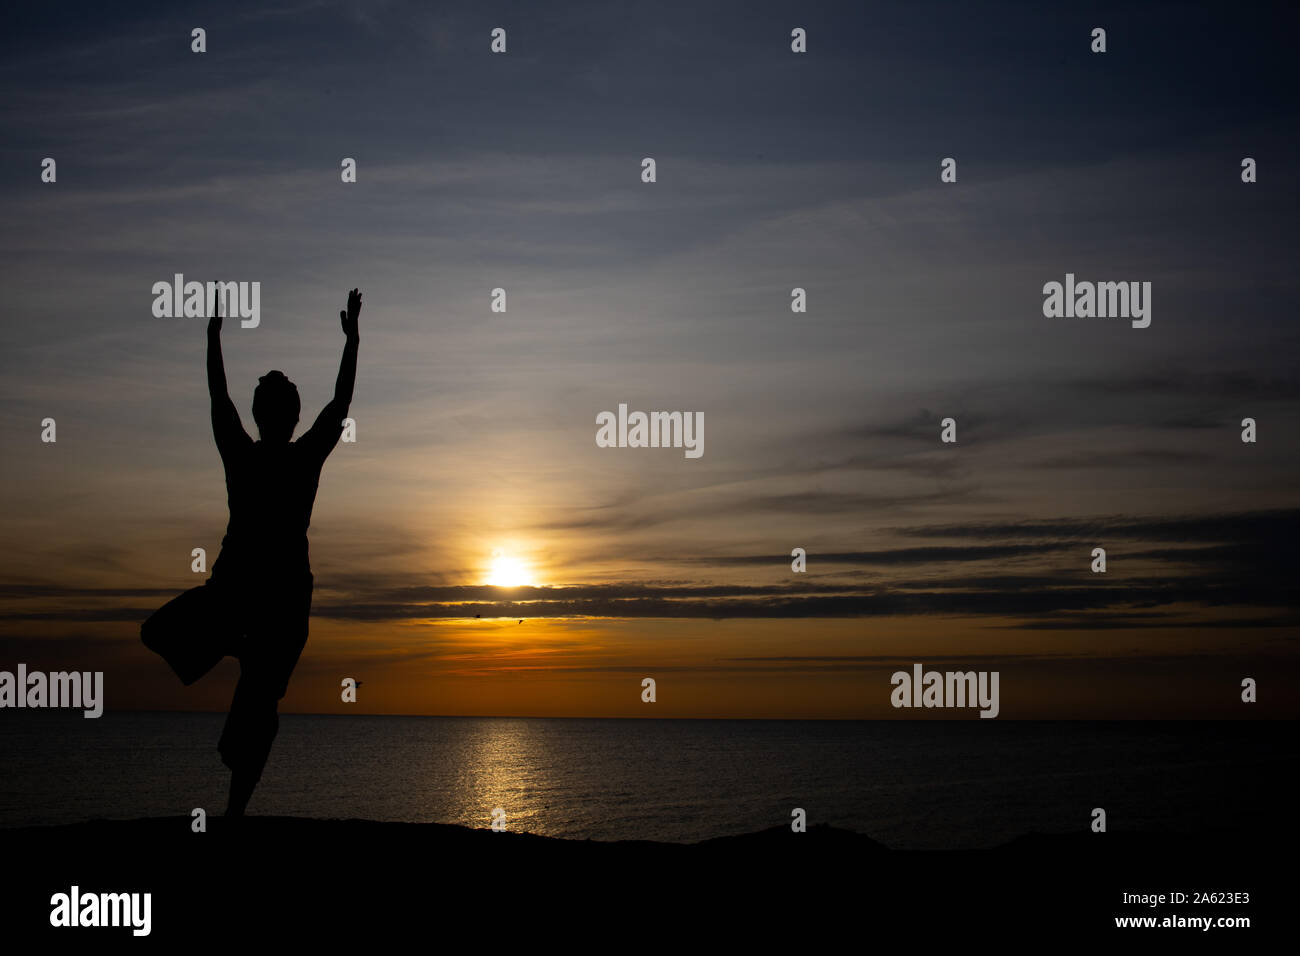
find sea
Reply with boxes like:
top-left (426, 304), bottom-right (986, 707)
top-left (1, 712), bottom-right (1291, 848)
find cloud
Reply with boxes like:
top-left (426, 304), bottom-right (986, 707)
top-left (895, 508), bottom-right (1300, 545)
top-left (5, 506), bottom-right (1295, 628)
top-left (690, 544), bottom-right (1071, 566)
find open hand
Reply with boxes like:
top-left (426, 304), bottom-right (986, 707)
top-left (340, 288), bottom-right (362, 339)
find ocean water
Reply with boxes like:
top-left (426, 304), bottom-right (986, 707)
top-left (0, 712), bottom-right (1290, 848)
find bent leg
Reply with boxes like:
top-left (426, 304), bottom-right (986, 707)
top-left (140, 581), bottom-right (234, 685)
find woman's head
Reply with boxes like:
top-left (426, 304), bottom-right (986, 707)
top-left (252, 370), bottom-right (300, 443)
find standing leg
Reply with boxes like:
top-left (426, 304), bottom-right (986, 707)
top-left (219, 574), bottom-right (313, 816)
top-left (219, 669), bottom-right (279, 817)
top-left (227, 769), bottom-right (259, 819)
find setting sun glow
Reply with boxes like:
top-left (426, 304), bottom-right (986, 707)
top-left (487, 554), bottom-right (529, 587)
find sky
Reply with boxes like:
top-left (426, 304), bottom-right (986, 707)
top-left (1, 0), bottom-right (1297, 718)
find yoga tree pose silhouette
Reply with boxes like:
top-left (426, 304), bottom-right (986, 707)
top-left (142, 289), bottom-right (361, 816)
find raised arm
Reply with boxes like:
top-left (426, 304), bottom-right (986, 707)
top-left (333, 288), bottom-right (361, 410)
top-left (207, 306), bottom-right (252, 459)
top-left (300, 289), bottom-right (361, 460)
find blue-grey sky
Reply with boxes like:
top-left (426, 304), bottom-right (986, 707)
top-left (1, 0), bottom-right (1297, 717)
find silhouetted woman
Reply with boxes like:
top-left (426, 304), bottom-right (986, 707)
top-left (142, 288), bottom-right (361, 816)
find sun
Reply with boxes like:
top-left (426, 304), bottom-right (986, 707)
top-left (487, 553), bottom-right (529, 587)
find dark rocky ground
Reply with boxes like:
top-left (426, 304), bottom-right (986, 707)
top-left (1, 817), bottom-right (1278, 945)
